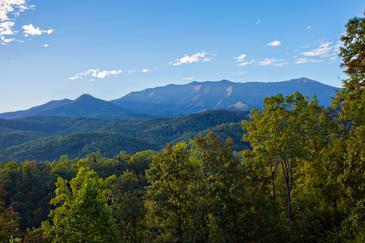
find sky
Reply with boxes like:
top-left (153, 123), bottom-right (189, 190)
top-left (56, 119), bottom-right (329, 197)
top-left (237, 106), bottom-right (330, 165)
top-left (0, 0), bottom-right (364, 112)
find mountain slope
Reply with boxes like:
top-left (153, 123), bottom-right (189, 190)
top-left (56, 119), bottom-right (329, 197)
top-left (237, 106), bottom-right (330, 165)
top-left (0, 133), bottom-right (157, 161)
top-left (0, 77), bottom-right (338, 119)
top-left (112, 77), bottom-right (339, 116)
top-left (0, 94), bottom-right (141, 119)
top-left (0, 99), bottom-right (72, 119)
top-left (40, 94), bottom-right (132, 118)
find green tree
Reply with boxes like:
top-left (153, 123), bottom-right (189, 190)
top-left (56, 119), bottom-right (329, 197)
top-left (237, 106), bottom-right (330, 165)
top-left (145, 142), bottom-right (205, 242)
top-left (0, 186), bottom-right (20, 242)
top-left (42, 166), bottom-right (119, 242)
top-left (127, 150), bottom-right (157, 175)
top-left (192, 132), bottom-right (248, 242)
top-left (112, 170), bottom-right (147, 242)
top-left (242, 93), bottom-right (336, 236)
top-left (331, 13), bottom-right (365, 240)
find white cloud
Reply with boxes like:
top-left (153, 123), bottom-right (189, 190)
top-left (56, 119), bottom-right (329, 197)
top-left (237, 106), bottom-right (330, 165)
top-left (171, 51), bottom-right (212, 66)
top-left (0, 1), bottom-right (54, 45)
top-left (301, 42), bottom-right (333, 57)
top-left (296, 41), bottom-right (339, 64)
top-left (234, 53), bottom-right (287, 67)
top-left (0, 21), bottom-right (15, 35)
top-left (295, 57), bottom-right (322, 64)
top-left (69, 69), bottom-right (122, 81)
top-left (43, 43), bottom-right (48, 47)
top-left (0, 0), bottom-right (32, 44)
top-left (234, 53), bottom-right (254, 67)
top-left (235, 54), bottom-right (246, 62)
top-left (267, 40), bottom-right (281, 47)
top-left (22, 24), bottom-right (54, 36)
top-left (0, 0), bottom-right (30, 21)
top-left (0, 35), bottom-right (15, 44)
top-left (127, 68), bottom-right (151, 74)
top-left (258, 58), bottom-right (288, 67)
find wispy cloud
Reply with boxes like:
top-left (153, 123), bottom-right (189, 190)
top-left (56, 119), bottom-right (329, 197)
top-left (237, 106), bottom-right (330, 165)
top-left (69, 69), bottom-right (122, 81)
top-left (301, 42), bottom-right (333, 57)
top-left (296, 41), bottom-right (339, 64)
top-left (171, 51), bottom-right (212, 66)
top-left (234, 54), bottom-right (254, 67)
top-left (22, 24), bottom-right (53, 36)
top-left (256, 19), bottom-right (261, 25)
top-left (127, 68), bottom-right (152, 74)
top-left (258, 58), bottom-right (288, 67)
top-left (295, 57), bottom-right (322, 64)
top-left (267, 40), bottom-right (281, 47)
top-left (235, 54), bottom-right (287, 67)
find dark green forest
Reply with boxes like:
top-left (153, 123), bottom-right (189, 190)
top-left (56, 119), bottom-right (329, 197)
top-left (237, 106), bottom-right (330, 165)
top-left (1, 14), bottom-right (365, 243)
top-left (0, 110), bottom-right (248, 162)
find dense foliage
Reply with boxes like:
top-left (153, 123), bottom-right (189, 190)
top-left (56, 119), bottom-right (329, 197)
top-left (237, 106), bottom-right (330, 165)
top-left (0, 110), bottom-right (248, 162)
top-left (0, 13), bottom-right (364, 242)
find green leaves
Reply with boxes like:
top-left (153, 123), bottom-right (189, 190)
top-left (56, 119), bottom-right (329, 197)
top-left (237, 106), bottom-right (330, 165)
top-left (43, 167), bottom-right (119, 243)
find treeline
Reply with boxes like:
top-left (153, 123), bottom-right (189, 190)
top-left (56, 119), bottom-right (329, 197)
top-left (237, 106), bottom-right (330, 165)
top-left (1, 14), bottom-right (365, 243)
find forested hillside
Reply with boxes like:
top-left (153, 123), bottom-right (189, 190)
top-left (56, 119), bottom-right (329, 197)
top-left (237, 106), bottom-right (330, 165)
top-left (0, 13), bottom-right (364, 243)
top-left (0, 110), bottom-right (248, 161)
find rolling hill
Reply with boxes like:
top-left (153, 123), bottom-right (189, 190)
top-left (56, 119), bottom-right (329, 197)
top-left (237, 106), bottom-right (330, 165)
top-left (0, 110), bottom-right (249, 161)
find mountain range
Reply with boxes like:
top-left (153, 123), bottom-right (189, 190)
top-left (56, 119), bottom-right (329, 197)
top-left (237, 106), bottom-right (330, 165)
top-left (0, 77), bottom-right (339, 119)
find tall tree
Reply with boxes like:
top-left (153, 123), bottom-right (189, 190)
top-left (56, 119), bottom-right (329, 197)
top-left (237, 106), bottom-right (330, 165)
top-left (42, 166), bottom-right (119, 242)
top-left (243, 93), bottom-right (331, 226)
top-left (192, 132), bottom-right (249, 242)
top-left (0, 186), bottom-right (20, 242)
top-left (332, 13), bottom-right (365, 240)
top-left (112, 170), bottom-right (147, 243)
top-left (145, 142), bottom-right (205, 242)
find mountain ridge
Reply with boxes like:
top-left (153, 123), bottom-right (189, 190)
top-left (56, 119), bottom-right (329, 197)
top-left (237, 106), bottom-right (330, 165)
top-left (111, 77), bottom-right (339, 116)
top-left (0, 77), bottom-right (339, 119)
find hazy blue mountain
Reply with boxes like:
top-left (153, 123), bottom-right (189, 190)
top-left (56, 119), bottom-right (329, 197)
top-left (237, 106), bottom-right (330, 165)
top-left (0, 99), bottom-right (72, 119)
top-left (0, 94), bottom-right (141, 119)
top-left (112, 77), bottom-right (339, 116)
top-left (0, 77), bottom-right (339, 119)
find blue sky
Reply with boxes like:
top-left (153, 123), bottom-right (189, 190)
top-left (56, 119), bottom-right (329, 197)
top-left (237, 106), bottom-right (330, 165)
top-left (0, 0), bottom-right (364, 112)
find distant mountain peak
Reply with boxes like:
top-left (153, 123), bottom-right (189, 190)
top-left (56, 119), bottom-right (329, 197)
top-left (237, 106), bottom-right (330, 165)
top-left (111, 77), bottom-right (339, 116)
top-left (289, 77), bottom-right (317, 84)
top-left (75, 94), bottom-right (97, 101)
top-left (0, 77), bottom-right (339, 119)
